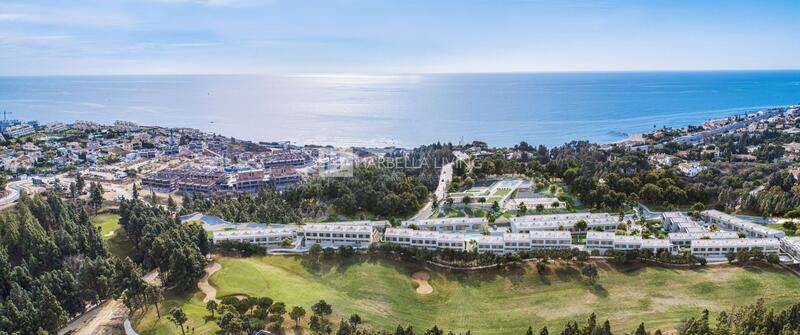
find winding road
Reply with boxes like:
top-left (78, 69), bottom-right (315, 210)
top-left (58, 270), bottom-right (159, 335)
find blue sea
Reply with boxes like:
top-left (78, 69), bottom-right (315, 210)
top-left (1, 71), bottom-right (799, 148)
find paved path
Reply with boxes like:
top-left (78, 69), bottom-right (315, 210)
top-left (411, 151), bottom-right (464, 220)
top-left (59, 271), bottom-right (159, 335)
top-left (0, 180), bottom-right (28, 206)
top-left (199, 262), bottom-right (222, 303)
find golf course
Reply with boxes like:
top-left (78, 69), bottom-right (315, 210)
top-left (135, 255), bottom-right (800, 335)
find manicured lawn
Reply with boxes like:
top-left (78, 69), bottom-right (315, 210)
top-left (93, 214), bottom-right (122, 237)
top-left (493, 189), bottom-right (511, 196)
top-left (92, 214), bottom-right (135, 260)
top-left (136, 256), bottom-right (800, 335)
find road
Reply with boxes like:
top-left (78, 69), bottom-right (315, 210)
top-left (411, 151), bottom-right (463, 220)
top-left (59, 270), bottom-right (159, 335)
top-left (0, 180), bottom-right (24, 206)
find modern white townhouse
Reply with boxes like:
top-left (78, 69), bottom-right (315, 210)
top-left (502, 233), bottom-right (533, 253)
top-left (781, 237), bottom-right (800, 262)
top-left (700, 210), bottom-right (785, 238)
top-left (402, 217), bottom-right (487, 233)
top-left (662, 212), bottom-right (706, 232)
top-left (528, 231), bottom-right (573, 250)
top-left (510, 213), bottom-right (618, 234)
top-left (667, 232), bottom-right (741, 247)
top-left (301, 223), bottom-right (376, 249)
top-left (383, 228), bottom-right (444, 250)
top-left (474, 235), bottom-right (506, 254)
top-left (437, 233), bottom-right (468, 250)
top-left (690, 238), bottom-right (780, 259)
top-left (213, 227), bottom-right (297, 249)
top-left (585, 231), bottom-right (672, 254)
top-left (585, 231), bottom-right (615, 252)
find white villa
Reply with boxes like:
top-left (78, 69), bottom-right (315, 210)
top-left (662, 212), bottom-right (706, 232)
top-left (384, 228), bottom-right (450, 250)
top-left (301, 223), bottom-right (377, 249)
top-left (384, 228), bottom-right (571, 254)
top-left (585, 231), bottom-right (672, 254)
top-left (700, 210), bottom-right (785, 238)
top-left (401, 217), bottom-right (486, 232)
top-left (212, 227), bottom-right (297, 249)
top-left (667, 232), bottom-right (740, 247)
top-left (678, 161), bottom-right (706, 177)
top-left (781, 237), bottom-right (800, 262)
top-left (690, 238), bottom-right (780, 259)
top-left (474, 235), bottom-right (506, 254)
top-left (510, 213), bottom-right (618, 234)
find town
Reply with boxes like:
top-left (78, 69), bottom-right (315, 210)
top-left (4, 104), bottom-right (800, 335)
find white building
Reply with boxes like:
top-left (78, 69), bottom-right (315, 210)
top-left (667, 232), bottom-right (741, 247)
top-left (700, 210), bottom-right (785, 238)
top-left (585, 231), bottom-right (672, 254)
top-left (781, 237), bottom-right (800, 262)
top-left (384, 228), bottom-right (445, 250)
top-left (474, 235), bottom-right (505, 254)
top-left (4, 123), bottom-right (35, 139)
top-left (662, 212), bottom-right (706, 232)
top-left (302, 223), bottom-right (377, 249)
top-left (402, 217), bottom-right (487, 232)
top-left (114, 120), bottom-right (140, 132)
top-left (690, 238), bottom-right (780, 259)
top-left (212, 227), bottom-right (296, 249)
top-left (678, 161), bottom-right (706, 177)
top-left (510, 213), bottom-right (618, 234)
top-left (649, 153), bottom-right (676, 167)
top-left (44, 121), bottom-right (68, 133)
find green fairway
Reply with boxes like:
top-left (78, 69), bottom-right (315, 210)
top-left (92, 214), bottom-right (122, 237)
top-left (136, 255), bottom-right (800, 335)
top-left (92, 214), bottom-right (135, 260)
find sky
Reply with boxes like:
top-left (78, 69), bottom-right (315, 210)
top-left (0, 0), bottom-right (799, 75)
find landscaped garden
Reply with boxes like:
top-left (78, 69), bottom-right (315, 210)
top-left (135, 255), bottom-right (800, 335)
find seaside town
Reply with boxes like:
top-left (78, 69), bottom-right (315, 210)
top-left (6, 104), bottom-right (800, 335)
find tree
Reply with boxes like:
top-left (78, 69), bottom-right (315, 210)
top-left (491, 201), bottom-right (500, 212)
top-left (349, 314), bottom-right (362, 328)
top-left (167, 196), bottom-right (177, 213)
top-left (536, 204), bottom-right (545, 212)
top-left (290, 306), bottom-right (306, 328)
top-left (167, 307), bottom-right (188, 335)
top-left (89, 182), bottom-right (104, 213)
top-left (145, 285), bottom-right (163, 319)
top-left (75, 173), bottom-right (85, 193)
top-left (725, 251), bottom-right (736, 264)
top-left (633, 323), bottom-right (649, 335)
top-left (536, 261), bottom-right (547, 274)
top-left (581, 263), bottom-right (599, 285)
top-left (539, 326), bottom-right (549, 335)
top-left (206, 300), bottom-right (219, 318)
top-left (517, 202), bottom-right (527, 216)
top-left (312, 300), bottom-right (333, 318)
top-left (132, 183), bottom-right (139, 200)
top-left (574, 220), bottom-right (588, 232)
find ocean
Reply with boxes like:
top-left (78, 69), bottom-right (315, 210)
top-left (1, 71), bottom-right (799, 148)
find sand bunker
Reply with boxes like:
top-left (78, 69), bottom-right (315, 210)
top-left (411, 271), bottom-right (433, 295)
top-left (199, 262), bottom-right (222, 303)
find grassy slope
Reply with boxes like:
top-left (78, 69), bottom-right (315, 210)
top-left (137, 256), bottom-right (800, 335)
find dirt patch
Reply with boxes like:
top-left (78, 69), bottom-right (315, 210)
top-left (411, 271), bottom-right (433, 295)
top-left (199, 262), bottom-right (222, 303)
